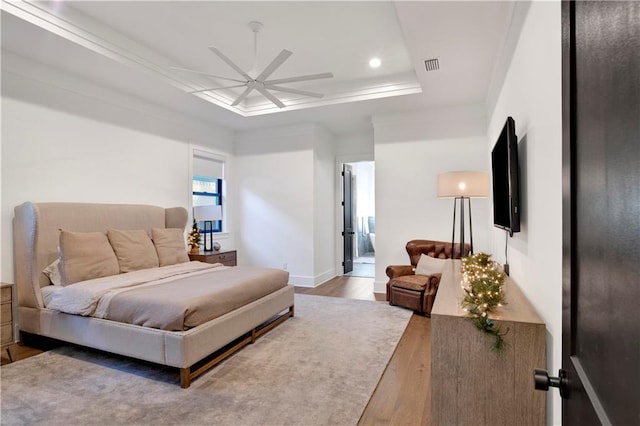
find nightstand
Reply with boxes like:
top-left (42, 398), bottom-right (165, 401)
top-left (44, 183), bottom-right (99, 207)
top-left (189, 250), bottom-right (237, 267)
top-left (1, 283), bottom-right (14, 362)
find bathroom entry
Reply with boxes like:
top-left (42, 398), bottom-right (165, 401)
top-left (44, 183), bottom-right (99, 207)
top-left (342, 161), bottom-right (375, 277)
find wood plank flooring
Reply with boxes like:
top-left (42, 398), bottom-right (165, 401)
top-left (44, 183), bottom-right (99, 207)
top-left (294, 275), bottom-right (386, 302)
top-left (3, 275), bottom-right (431, 425)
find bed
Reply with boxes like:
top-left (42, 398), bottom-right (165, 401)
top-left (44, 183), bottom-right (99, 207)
top-left (13, 201), bottom-right (294, 387)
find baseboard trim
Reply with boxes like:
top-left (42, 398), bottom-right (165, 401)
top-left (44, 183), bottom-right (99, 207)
top-left (289, 268), bottom-right (336, 288)
top-left (373, 280), bottom-right (387, 294)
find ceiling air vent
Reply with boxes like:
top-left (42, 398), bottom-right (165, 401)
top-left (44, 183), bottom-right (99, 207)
top-left (424, 58), bottom-right (440, 72)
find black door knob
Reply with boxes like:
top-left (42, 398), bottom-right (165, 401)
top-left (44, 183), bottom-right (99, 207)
top-left (534, 368), bottom-right (569, 399)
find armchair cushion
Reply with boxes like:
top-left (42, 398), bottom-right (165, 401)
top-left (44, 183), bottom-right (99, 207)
top-left (390, 274), bottom-right (438, 292)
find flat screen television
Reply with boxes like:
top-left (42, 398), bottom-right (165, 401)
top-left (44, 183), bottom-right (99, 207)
top-left (491, 116), bottom-right (520, 235)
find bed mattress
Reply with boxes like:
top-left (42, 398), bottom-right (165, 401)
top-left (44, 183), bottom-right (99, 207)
top-left (42, 261), bottom-right (290, 331)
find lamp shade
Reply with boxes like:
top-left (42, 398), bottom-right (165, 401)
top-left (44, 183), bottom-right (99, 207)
top-left (193, 205), bottom-right (222, 221)
top-left (437, 171), bottom-right (489, 198)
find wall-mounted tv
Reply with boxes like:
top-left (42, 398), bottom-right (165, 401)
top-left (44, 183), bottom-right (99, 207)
top-left (491, 116), bottom-right (520, 236)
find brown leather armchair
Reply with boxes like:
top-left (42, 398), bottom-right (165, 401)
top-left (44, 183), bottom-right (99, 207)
top-left (386, 240), bottom-right (470, 316)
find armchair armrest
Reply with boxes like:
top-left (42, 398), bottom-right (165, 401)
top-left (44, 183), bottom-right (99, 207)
top-left (386, 265), bottom-right (414, 279)
top-left (424, 273), bottom-right (443, 295)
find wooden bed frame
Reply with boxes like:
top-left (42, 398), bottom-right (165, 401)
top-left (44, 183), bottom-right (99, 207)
top-left (13, 201), bottom-right (295, 388)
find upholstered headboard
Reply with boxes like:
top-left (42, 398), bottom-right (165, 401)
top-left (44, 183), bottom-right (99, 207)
top-left (13, 202), bottom-right (188, 311)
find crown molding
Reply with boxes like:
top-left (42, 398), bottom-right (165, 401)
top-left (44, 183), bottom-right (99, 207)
top-left (3, 0), bottom-right (421, 117)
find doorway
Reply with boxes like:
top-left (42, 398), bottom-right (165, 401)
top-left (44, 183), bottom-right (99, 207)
top-left (342, 161), bottom-right (375, 278)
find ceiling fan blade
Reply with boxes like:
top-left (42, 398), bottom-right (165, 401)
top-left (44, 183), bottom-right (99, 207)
top-left (265, 85), bottom-right (324, 99)
top-left (208, 46), bottom-right (252, 80)
top-left (255, 49), bottom-right (293, 82)
top-left (256, 87), bottom-right (286, 108)
top-left (189, 84), bottom-right (247, 94)
top-left (168, 66), bottom-right (245, 83)
top-left (231, 86), bottom-right (255, 106)
top-left (265, 72), bottom-right (334, 85)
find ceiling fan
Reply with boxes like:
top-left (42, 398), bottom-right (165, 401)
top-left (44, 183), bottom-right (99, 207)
top-left (172, 21), bottom-right (334, 109)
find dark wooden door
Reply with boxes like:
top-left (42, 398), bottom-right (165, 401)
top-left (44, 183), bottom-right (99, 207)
top-left (342, 164), bottom-right (354, 274)
top-left (562, 1), bottom-right (640, 424)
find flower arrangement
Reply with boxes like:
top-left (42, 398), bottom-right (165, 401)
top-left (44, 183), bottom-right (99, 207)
top-left (187, 220), bottom-right (201, 253)
top-left (460, 252), bottom-right (508, 351)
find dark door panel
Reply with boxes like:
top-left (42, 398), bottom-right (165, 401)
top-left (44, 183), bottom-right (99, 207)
top-left (562, 1), bottom-right (640, 424)
top-left (342, 164), bottom-right (354, 274)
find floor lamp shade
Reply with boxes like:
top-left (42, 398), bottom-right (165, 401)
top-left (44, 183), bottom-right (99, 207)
top-left (437, 172), bottom-right (489, 198)
top-left (437, 172), bottom-right (488, 256)
top-left (193, 205), bottom-right (222, 252)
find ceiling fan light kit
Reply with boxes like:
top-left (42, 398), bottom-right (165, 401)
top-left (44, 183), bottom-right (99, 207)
top-left (177, 21), bottom-right (334, 109)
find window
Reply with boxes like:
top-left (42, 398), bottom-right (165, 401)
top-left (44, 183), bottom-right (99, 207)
top-left (192, 149), bottom-right (225, 234)
top-left (192, 177), bottom-right (222, 232)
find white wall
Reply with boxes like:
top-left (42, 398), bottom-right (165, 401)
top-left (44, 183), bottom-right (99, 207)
top-left (235, 123), bottom-right (336, 287)
top-left (335, 130), bottom-right (374, 157)
top-left (313, 126), bottom-right (337, 283)
top-left (486, 2), bottom-right (562, 424)
top-left (1, 53), bottom-right (234, 284)
top-left (372, 104), bottom-right (490, 293)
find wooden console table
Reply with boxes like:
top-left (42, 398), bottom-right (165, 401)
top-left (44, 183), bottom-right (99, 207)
top-left (431, 260), bottom-right (546, 425)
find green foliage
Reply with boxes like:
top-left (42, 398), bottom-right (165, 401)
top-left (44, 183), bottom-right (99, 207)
top-left (461, 253), bottom-right (508, 352)
top-left (187, 221), bottom-right (201, 249)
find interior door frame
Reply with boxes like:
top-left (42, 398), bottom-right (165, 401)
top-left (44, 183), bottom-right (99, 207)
top-left (334, 154), bottom-right (374, 276)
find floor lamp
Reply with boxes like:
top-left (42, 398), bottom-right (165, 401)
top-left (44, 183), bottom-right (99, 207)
top-left (437, 171), bottom-right (489, 257)
top-left (193, 205), bottom-right (222, 252)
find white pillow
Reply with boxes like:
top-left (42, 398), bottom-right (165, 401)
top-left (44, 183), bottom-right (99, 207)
top-left (43, 258), bottom-right (63, 286)
top-left (415, 254), bottom-right (446, 276)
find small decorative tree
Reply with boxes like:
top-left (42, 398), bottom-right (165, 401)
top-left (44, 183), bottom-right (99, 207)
top-left (460, 253), bottom-right (508, 351)
top-left (187, 220), bottom-right (201, 253)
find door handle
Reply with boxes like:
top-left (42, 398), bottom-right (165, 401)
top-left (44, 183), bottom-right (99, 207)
top-left (534, 368), bottom-right (569, 399)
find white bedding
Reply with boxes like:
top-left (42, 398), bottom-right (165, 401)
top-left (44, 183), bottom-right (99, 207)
top-left (42, 261), bottom-right (223, 317)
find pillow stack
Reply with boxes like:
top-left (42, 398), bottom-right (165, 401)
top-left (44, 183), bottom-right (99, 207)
top-left (45, 228), bottom-right (189, 286)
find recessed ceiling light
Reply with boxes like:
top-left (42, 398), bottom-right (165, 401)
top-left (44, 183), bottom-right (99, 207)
top-left (369, 58), bottom-right (381, 68)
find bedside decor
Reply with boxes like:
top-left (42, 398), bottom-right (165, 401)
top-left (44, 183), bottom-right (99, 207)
top-left (193, 205), bottom-right (222, 252)
top-left (460, 252), bottom-right (508, 351)
top-left (187, 220), bottom-right (201, 254)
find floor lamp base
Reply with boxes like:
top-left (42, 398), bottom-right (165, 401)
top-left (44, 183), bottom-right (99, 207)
top-left (450, 197), bottom-right (473, 258)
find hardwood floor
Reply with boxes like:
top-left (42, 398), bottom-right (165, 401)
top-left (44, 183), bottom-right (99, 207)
top-left (3, 276), bottom-right (431, 425)
top-left (294, 275), bottom-right (386, 301)
top-left (296, 276), bottom-right (431, 425)
top-left (1, 342), bottom-right (46, 366)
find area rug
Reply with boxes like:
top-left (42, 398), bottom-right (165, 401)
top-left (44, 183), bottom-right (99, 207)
top-left (0, 294), bottom-right (411, 425)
